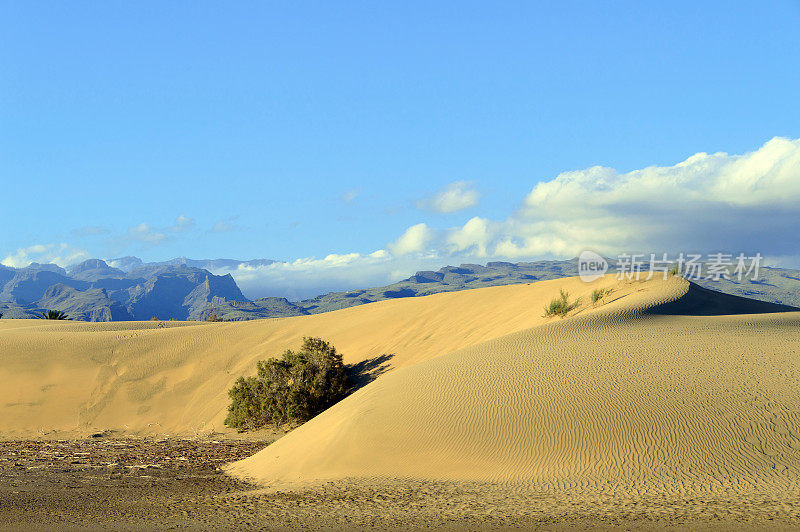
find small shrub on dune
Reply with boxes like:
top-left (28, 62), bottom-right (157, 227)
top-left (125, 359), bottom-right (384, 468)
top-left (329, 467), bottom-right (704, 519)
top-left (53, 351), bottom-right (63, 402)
top-left (591, 288), bottom-right (607, 304)
top-left (668, 264), bottom-right (681, 276)
top-left (543, 289), bottom-right (580, 318)
top-left (225, 337), bottom-right (351, 431)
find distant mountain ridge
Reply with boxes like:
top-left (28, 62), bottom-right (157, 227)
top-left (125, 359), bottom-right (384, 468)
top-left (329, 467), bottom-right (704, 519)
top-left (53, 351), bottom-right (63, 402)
top-left (1, 256), bottom-right (798, 321)
top-left (0, 258), bottom-right (247, 321)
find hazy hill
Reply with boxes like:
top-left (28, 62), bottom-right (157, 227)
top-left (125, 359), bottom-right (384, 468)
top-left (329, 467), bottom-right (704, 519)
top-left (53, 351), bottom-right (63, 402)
top-left (1, 269), bottom-right (90, 304)
top-left (37, 284), bottom-right (132, 321)
top-left (67, 259), bottom-right (126, 281)
top-left (210, 297), bottom-right (309, 320)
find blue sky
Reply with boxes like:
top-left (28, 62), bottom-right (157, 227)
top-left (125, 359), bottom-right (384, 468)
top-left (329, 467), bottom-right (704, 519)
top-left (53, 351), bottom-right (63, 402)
top-left (2, 2), bottom-right (800, 297)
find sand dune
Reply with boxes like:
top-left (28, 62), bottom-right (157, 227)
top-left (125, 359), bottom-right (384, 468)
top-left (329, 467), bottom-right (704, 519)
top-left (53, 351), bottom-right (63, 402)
top-left (227, 276), bottom-right (800, 499)
top-left (3, 274), bottom-right (800, 503)
top-left (1, 275), bottom-right (621, 438)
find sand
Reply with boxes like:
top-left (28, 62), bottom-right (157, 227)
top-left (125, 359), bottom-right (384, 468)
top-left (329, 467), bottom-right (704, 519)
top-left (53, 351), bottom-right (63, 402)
top-left (0, 275), bottom-right (622, 438)
top-left (226, 277), bottom-right (800, 498)
top-left (2, 274), bottom-right (800, 528)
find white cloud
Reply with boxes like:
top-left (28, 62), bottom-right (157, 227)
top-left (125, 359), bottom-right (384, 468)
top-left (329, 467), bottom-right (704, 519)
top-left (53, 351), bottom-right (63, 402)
top-left (339, 188), bottom-right (360, 203)
top-left (119, 215), bottom-right (195, 247)
top-left (375, 136), bottom-right (800, 279)
top-left (445, 217), bottom-right (494, 257)
top-left (496, 136), bottom-right (800, 258)
top-left (212, 249), bottom-right (419, 300)
top-left (418, 181), bottom-right (480, 213)
top-left (171, 214), bottom-right (196, 232)
top-left (387, 223), bottom-right (435, 256)
top-left (1, 243), bottom-right (90, 268)
top-left (126, 223), bottom-right (167, 245)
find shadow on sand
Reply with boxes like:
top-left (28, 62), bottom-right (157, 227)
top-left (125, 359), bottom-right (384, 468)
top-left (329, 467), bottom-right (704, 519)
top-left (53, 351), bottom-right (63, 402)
top-left (647, 280), bottom-right (799, 316)
top-left (347, 353), bottom-right (395, 392)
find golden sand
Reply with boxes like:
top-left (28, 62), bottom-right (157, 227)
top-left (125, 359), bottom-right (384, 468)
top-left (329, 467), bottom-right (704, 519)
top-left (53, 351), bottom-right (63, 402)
top-left (2, 275), bottom-right (799, 505)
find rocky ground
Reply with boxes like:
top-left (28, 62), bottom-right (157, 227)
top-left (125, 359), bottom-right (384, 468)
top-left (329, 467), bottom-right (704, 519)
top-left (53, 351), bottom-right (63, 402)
top-left (1, 437), bottom-right (798, 531)
top-left (0, 437), bottom-right (267, 530)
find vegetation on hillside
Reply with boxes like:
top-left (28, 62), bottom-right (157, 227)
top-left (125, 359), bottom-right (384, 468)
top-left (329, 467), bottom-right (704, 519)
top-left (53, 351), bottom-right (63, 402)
top-left (591, 288), bottom-right (608, 304)
top-left (543, 289), bottom-right (580, 318)
top-left (225, 337), bottom-right (351, 431)
top-left (40, 310), bottom-right (70, 320)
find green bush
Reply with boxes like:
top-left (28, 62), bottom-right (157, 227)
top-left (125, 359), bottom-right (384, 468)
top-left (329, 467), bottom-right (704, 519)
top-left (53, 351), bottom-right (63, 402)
top-left (225, 337), bottom-right (351, 431)
top-left (591, 288), bottom-right (607, 304)
top-left (543, 289), bottom-right (580, 318)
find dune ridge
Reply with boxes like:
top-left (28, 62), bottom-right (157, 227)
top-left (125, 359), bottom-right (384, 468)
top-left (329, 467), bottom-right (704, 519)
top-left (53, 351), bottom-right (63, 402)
top-left (1, 275), bottom-right (623, 438)
top-left (226, 276), bottom-right (800, 498)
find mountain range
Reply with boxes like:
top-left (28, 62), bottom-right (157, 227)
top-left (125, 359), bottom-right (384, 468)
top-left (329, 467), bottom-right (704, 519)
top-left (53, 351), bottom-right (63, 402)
top-left (0, 258), bottom-right (245, 321)
top-left (0, 256), bottom-right (798, 321)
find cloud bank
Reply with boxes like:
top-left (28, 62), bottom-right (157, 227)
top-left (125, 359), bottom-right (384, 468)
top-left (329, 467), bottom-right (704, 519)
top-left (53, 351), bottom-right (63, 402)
top-left (481, 136), bottom-right (800, 259)
top-left (1, 244), bottom-right (90, 269)
top-left (401, 136), bottom-right (800, 262)
top-left (217, 250), bottom-right (449, 301)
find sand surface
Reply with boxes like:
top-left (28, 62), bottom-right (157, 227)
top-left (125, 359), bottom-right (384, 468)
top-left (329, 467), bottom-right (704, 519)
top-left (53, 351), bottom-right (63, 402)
top-left (224, 276), bottom-right (800, 498)
top-left (0, 275), bottom-right (623, 439)
top-left (2, 275), bottom-right (800, 528)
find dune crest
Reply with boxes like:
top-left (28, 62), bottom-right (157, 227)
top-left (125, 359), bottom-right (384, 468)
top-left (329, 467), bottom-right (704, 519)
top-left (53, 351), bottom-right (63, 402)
top-left (1, 275), bottom-right (624, 437)
top-left (227, 276), bottom-right (800, 497)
